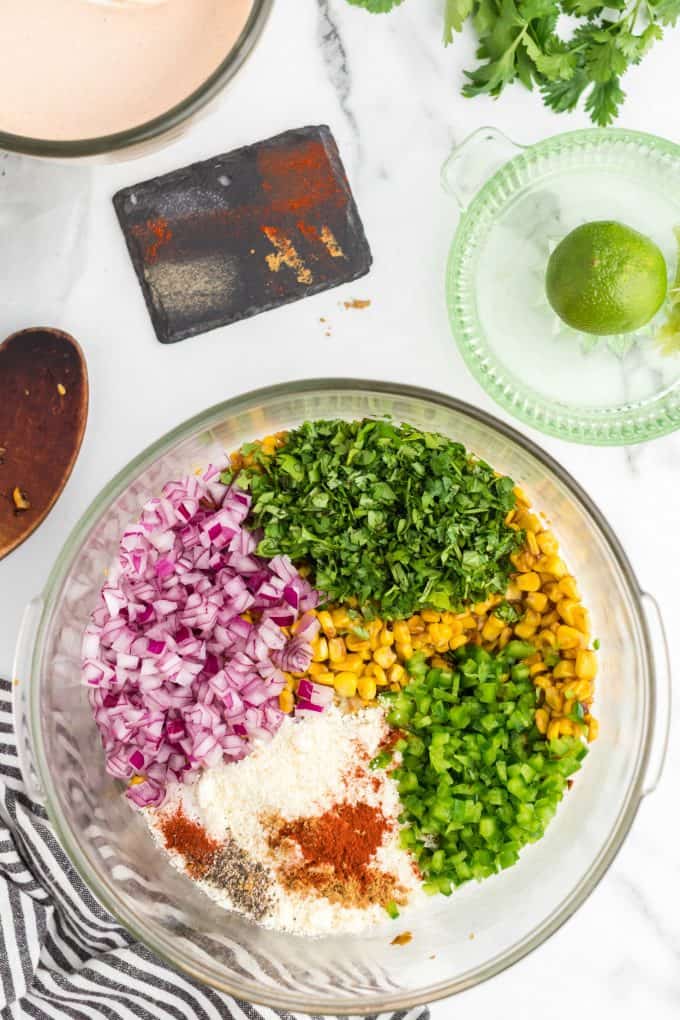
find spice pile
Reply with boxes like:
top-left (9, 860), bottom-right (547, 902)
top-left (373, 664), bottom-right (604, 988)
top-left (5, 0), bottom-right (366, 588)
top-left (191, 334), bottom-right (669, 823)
top-left (85, 417), bottom-right (598, 937)
top-left (146, 705), bottom-right (422, 934)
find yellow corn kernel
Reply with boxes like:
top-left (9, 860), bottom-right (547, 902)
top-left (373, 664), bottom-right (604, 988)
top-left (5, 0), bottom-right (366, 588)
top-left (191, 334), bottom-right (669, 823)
top-left (533, 671), bottom-right (551, 689)
top-left (481, 615), bottom-right (504, 642)
top-left (318, 610), bottom-right (336, 638)
top-left (538, 555), bottom-right (567, 579)
top-left (556, 625), bottom-right (585, 650)
top-left (421, 610), bottom-right (440, 623)
top-left (129, 775), bottom-right (146, 786)
top-left (260, 434), bottom-right (277, 455)
top-left (525, 591), bottom-right (548, 614)
top-left (511, 551), bottom-right (534, 572)
top-left (311, 636), bottom-right (329, 662)
top-left (345, 635), bottom-right (371, 654)
top-left (407, 616), bottom-right (426, 634)
top-left (535, 708), bottom-right (549, 734)
top-left (331, 607), bottom-right (352, 630)
top-left (513, 485), bottom-right (531, 507)
top-left (395, 641), bottom-right (414, 662)
top-left (365, 662), bottom-right (387, 685)
top-left (368, 619), bottom-right (382, 650)
top-left (429, 623), bottom-right (453, 645)
top-left (284, 673), bottom-right (296, 690)
top-left (552, 659), bottom-right (575, 680)
top-left (379, 626), bottom-right (395, 647)
top-left (381, 660), bottom-right (401, 685)
top-left (307, 662), bottom-right (326, 678)
top-left (279, 689), bottom-right (294, 713)
top-left (516, 571), bottom-right (541, 592)
top-left (514, 622), bottom-right (537, 640)
top-left (411, 634), bottom-right (426, 650)
top-left (541, 610), bottom-right (559, 627)
top-left (536, 629), bottom-right (557, 648)
top-left (393, 621), bottom-right (410, 645)
top-left (544, 687), bottom-right (564, 712)
top-left (558, 576), bottom-right (580, 600)
top-left (338, 654), bottom-right (364, 673)
top-left (315, 671), bottom-right (336, 686)
top-left (530, 661), bottom-right (548, 676)
top-left (457, 613), bottom-right (477, 631)
top-left (334, 672), bottom-right (357, 698)
top-left (575, 649), bottom-right (598, 680)
top-left (537, 531), bottom-right (559, 556)
top-left (328, 637), bottom-right (346, 663)
top-left (505, 508), bottom-right (516, 525)
top-left (557, 599), bottom-right (581, 627)
top-left (516, 510), bottom-right (542, 533)
top-left (572, 606), bottom-right (591, 636)
top-left (449, 634), bottom-right (469, 652)
top-left (526, 530), bottom-right (540, 556)
top-left (374, 646), bottom-right (397, 670)
top-left (588, 717), bottom-right (600, 742)
top-left (498, 626), bottom-right (513, 649)
top-left (431, 657), bottom-right (449, 669)
top-left (544, 582), bottom-right (561, 604)
top-left (357, 675), bottom-right (377, 701)
top-left (523, 609), bottom-right (542, 628)
top-left (547, 718), bottom-right (572, 741)
top-left (473, 598), bottom-right (494, 615)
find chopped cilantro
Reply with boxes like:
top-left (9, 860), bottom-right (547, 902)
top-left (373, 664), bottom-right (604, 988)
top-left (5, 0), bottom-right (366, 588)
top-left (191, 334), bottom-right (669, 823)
top-left (236, 419), bottom-right (523, 619)
top-left (494, 601), bottom-right (522, 624)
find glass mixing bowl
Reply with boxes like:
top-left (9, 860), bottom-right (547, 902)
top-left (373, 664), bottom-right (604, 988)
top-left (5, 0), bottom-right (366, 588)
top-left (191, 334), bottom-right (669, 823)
top-left (13, 381), bottom-right (670, 1015)
top-left (0, 0), bottom-right (273, 160)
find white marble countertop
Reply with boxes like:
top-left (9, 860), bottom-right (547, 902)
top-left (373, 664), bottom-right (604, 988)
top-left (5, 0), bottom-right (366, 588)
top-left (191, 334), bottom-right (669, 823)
top-left (1, 1), bottom-right (679, 1016)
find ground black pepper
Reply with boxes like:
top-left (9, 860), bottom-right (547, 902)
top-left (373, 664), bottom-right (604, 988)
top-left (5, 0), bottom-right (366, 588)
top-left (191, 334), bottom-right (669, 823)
top-left (204, 836), bottom-right (274, 921)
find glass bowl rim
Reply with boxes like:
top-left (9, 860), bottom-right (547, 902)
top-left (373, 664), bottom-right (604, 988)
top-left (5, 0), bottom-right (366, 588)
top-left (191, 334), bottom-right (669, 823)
top-left (29, 378), bottom-right (657, 1014)
top-left (0, 0), bottom-right (273, 159)
top-left (445, 126), bottom-right (680, 446)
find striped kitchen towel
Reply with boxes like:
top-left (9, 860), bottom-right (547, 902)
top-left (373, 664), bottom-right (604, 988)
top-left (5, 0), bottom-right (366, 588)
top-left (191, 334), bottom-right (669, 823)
top-left (0, 679), bottom-right (429, 1020)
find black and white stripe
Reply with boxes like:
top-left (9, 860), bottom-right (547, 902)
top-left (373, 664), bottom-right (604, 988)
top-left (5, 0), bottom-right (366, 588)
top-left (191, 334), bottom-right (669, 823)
top-left (0, 680), bottom-right (429, 1020)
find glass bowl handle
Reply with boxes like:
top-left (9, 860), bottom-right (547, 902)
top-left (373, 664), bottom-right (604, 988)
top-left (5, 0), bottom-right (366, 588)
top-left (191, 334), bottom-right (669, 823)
top-left (640, 591), bottom-right (671, 797)
top-left (441, 126), bottom-right (525, 210)
top-left (12, 597), bottom-right (46, 806)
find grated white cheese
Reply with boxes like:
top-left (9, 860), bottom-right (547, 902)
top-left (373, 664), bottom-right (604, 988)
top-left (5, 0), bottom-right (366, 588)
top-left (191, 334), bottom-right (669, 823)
top-left (145, 705), bottom-right (425, 935)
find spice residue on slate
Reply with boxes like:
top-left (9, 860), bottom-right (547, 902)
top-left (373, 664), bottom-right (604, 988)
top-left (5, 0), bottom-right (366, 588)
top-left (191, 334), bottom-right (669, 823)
top-left (130, 217), bottom-right (174, 265)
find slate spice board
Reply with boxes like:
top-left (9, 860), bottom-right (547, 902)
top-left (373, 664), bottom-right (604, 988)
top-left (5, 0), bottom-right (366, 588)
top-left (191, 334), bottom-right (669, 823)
top-left (113, 125), bottom-right (373, 344)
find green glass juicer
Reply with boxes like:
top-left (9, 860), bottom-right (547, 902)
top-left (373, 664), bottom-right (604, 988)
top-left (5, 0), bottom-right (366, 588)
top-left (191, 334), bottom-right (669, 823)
top-left (443, 127), bottom-right (680, 445)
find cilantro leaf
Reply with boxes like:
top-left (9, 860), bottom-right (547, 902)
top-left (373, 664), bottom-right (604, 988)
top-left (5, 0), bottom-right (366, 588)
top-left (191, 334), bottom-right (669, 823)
top-left (655, 226), bottom-right (680, 356)
top-left (346, 0), bottom-right (677, 126)
top-left (444, 0), bottom-right (475, 41)
top-left (541, 67), bottom-right (590, 111)
top-left (584, 76), bottom-right (626, 125)
top-left (344, 0), bottom-right (406, 10)
top-left (240, 419), bottom-right (523, 619)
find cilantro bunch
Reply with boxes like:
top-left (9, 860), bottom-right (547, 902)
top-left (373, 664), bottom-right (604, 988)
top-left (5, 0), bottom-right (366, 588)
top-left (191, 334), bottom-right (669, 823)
top-left (228, 418), bottom-right (523, 619)
top-left (346, 0), bottom-right (680, 125)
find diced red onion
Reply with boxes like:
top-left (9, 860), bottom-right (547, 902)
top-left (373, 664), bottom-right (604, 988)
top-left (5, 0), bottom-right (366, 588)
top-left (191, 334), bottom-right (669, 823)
top-left (82, 467), bottom-right (325, 808)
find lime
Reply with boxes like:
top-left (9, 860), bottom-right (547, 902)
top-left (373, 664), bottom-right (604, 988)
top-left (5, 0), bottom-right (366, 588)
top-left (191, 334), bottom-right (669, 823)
top-left (545, 220), bottom-right (668, 336)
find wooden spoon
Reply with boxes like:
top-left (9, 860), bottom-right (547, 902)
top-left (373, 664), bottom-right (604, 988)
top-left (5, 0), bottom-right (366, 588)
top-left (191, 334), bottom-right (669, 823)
top-left (0, 327), bottom-right (88, 560)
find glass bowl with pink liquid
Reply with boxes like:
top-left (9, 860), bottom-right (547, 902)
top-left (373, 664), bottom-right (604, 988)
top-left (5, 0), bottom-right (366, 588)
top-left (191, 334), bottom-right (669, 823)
top-left (0, 0), bottom-right (272, 160)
